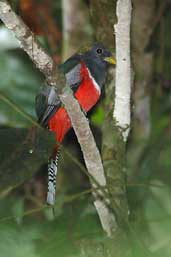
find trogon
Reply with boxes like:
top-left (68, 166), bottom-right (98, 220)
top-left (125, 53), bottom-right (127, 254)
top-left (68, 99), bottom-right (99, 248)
top-left (35, 43), bottom-right (115, 205)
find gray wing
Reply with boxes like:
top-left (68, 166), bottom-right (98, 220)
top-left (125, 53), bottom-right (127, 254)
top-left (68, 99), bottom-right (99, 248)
top-left (35, 63), bottom-right (82, 127)
top-left (65, 63), bottom-right (82, 92)
top-left (35, 85), bottom-right (61, 127)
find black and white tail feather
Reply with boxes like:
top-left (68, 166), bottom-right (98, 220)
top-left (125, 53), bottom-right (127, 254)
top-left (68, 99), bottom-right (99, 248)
top-left (47, 148), bottom-right (60, 205)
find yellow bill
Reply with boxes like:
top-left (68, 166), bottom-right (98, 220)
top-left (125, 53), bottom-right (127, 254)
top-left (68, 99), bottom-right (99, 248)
top-left (104, 56), bottom-right (116, 65)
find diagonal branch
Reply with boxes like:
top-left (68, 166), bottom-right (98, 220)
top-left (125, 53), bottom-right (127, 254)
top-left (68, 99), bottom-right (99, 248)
top-left (0, 0), bottom-right (115, 236)
top-left (60, 90), bottom-right (116, 235)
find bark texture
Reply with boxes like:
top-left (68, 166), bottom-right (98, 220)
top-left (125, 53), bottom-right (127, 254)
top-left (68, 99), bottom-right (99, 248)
top-left (128, 0), bottom-right (155, 174)
top-left (60, 90), bottom-right (115, 236)
top-left (114, 0), bottom-right (132, 141)
top-left (132, 0), bottom-right (155, 139)
top-left (90, 0), bottom-right (116, 47)
top-left (61, 0), bottom-right (115, 236)
top-left (90, 0), bottom-right (131, 227)
top-left (62, 0), bottom-right (92, 60)
top-left (111, 0), bottom-right (132, 226)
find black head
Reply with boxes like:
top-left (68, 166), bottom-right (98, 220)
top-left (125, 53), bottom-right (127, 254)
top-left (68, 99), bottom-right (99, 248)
top-left (82, 43), bottom-right (115, 66)
top-left (81, 43), bottom-right (115, 88)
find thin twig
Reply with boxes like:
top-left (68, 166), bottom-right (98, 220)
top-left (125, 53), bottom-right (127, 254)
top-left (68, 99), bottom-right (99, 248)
top-left (0, 188), bottom-right (96, 223)
top-left (0, 93), bottom-right (108, 198)
top-left (0, 92), bottom-right (41, 128)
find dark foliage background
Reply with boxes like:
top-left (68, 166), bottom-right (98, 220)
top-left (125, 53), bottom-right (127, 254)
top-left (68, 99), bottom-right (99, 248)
top-left (0, 0), bottom-right (171, 256)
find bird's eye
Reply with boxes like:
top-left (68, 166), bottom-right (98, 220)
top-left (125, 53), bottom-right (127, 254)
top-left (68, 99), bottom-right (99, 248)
top-left (96, 48), bottom-right (103, 54)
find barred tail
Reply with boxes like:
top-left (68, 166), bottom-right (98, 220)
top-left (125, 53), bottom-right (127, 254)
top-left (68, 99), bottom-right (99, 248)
top-left (47, 145), bottom-right (60, 205)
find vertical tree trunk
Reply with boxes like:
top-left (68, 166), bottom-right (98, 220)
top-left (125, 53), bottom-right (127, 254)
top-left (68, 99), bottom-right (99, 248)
top-left (90, 0), bottom-right (131, 227)
top-left (89, 1), bottom-right (116, 47)
top-left (62, 0), bottom-right (116, 236)
top-left (62, 0), bottom-right (92, 60)
top-left (112, 0), bottom-right (132, 226)
top-left (128, 0), bottom-right (155, 175)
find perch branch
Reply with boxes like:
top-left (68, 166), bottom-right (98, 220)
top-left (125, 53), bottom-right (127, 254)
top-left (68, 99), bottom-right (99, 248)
top-left (60, 90), bottom-right (116, 235)
top-left (0, 0), bottom-right (115, 236)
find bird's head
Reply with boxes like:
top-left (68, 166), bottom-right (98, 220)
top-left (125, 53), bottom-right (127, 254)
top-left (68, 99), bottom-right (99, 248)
top-left (81, 42), bottom-right (115, 66)
top-left (80, 43), bottom-right (116, 88)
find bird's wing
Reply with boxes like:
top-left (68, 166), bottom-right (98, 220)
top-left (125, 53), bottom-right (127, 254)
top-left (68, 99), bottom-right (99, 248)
top-left (65, 63), bottom-right (82, 92)
top-left (35, 58), bottom-right (83, 126)
top-left (35, 85), bottom-right (61, 127)
top-left (59, 54), bottom-right (82, 92)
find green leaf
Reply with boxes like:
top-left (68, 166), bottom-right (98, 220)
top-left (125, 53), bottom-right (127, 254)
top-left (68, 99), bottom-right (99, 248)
top-left (0, 49), bottom-right (43, 127)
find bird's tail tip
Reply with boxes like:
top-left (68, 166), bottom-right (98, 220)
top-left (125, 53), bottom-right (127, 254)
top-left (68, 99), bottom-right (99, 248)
top-left (47, 145), bottom-right (60, 206)
top-left (47, 191), bottom-right (56, 206)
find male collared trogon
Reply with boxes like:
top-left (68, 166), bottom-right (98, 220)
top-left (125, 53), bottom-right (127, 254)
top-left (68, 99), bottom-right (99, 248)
top-left (35, 43), bottom-right (115, 205)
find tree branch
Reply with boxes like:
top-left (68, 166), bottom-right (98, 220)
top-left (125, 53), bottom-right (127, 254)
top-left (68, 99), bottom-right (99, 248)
top-left (60, 90), bottom-right (115, 235)
top-left (114, 0), bottom-right (132, 142)
top-left (101, 0), bottom-right (131, 226)
top-left (0, 0), bottom-right (115, 236)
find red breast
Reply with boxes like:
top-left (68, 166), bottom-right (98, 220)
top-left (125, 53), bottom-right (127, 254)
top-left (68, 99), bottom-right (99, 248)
top-left (48, 62), bottom-right (101, 142)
